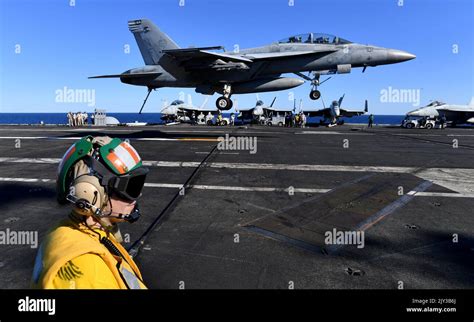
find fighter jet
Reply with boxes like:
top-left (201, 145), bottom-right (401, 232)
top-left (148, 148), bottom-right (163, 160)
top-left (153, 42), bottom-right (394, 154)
top-left (407, 99), bottom-right (474, 126)
top-left (160, 95), bottom-right (216, 123)
top-left (237, 96), bottom-right (278, 124)
top-left (304, 94), bottom-right (368, 126)
top-left (237, 97), bottom-right (297, 125)
top-left (90, 18), bottom-right (415, 112)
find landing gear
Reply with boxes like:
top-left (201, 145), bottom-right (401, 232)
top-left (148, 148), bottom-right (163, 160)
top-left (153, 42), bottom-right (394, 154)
top-left (216, 84), bottom-right (233, 110)
top-left (294, 72), bottom-right (331, 101)
top-left (308, 72), bottom-right (330, 101)
top-left (139, 87), bottom-right (154, 114)
top-left (216, 96), bottom-right (233, 110)
top-left (309, 90), bottom-right (321, 100)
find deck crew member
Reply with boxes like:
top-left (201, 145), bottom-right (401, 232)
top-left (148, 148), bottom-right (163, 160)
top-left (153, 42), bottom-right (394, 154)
top-left (32, 136), bottom-right (149, 289)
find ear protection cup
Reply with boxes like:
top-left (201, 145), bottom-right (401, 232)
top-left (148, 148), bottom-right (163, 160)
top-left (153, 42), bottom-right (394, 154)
top-left (70, 174), bottom-right (108, 216)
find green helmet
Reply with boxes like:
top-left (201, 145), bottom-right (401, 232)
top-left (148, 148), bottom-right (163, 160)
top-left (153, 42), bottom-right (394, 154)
top-left (56, 136), bottom-right (148, 204)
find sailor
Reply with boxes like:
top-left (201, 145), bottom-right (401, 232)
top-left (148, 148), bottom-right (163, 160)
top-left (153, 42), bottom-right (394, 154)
top-left (78, 112), bottom-right (84, 126)
top-left (230, 113), bottom-right (235, 126)
top-left (301, 112), bottom-right (306, 128)
top-left (205, 112), bottom-right (214, 125)
top-left (440, 114), bottom-right (446, 129)
top-left (31, 136), bottom-right (149, 289)
top-left (368, 114), bottom-right (374, 128)
top-left (285, 113), bottom-right (291, 127)
top-left (67, 112), bottom-right (73, 127)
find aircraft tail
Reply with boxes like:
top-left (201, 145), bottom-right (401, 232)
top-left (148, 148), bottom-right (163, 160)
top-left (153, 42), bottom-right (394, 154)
top-left (338, 94), bottom-right (345, 107)
top-left (187, 94), bottom-right (193, 107)
top-left (200, 96), bottom-right (210, 109)
top-left (128, 19), bottom-right (179, 65)
top-left (364, 100), bottom-right (368, 113)
top-left (270, 97), bottom-right (277, 107)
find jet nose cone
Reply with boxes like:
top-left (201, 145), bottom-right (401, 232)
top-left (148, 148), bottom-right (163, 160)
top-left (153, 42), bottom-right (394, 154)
top-left (388, 50), bottom-right (416, 63)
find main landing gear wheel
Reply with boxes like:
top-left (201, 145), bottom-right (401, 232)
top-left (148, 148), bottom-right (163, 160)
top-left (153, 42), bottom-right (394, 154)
top-left (216, 96), bottom-right (233, 110)
top-left (309, 90), bottom-right (321, 100)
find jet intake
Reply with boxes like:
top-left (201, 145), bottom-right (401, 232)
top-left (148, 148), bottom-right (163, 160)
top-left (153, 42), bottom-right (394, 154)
top-left (467, 117), bottom-right (474, 124)
top-left (337, 64), bottom-right (351, 74)
top-left (232, 77), bottom-right (304, 94)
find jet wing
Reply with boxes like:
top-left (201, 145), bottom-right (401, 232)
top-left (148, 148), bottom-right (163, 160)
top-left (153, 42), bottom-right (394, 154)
top-left (163, 47), bottom-right (253, 63)
top-left (236, 109), bottom-right (255, 119)
top-left (236, 107), bottom-right (254, 112)
top-left (163, 48), bottom-right (335, 71)
top-left (437, 108), bottom-right (474, 123)
top-left (304, 108), bottom-right (331, 118)
top-left (89, 72), bottom-right (161, 79)
top-left (340, 109), bottom-right (366, 117)
top-left (178, 106), bottom-right (217, 114)
top-left (437, 107), bottom-right (474, 113)
top-left (263, 107), bottom-right (294, 113)
top-left (340, 100), bottom-right (368, 117)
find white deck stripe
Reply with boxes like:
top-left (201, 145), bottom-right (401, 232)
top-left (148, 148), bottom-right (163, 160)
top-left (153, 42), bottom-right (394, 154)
top-left (0, 177), bottom-right (328, 193)
top-left (1, 157), bottom-right (473, 195)
top-left (0, 136), bottom-right (208, 142)
top-left (188, 185), bottom-right (329, 193)
top-left (1, 176), bottom-right (471, 198)
top-left (296, 131), bottom-right (372, 135)
top-left (0, 177), bottom-right (53, 183)
top-left (410, 192), bottom-right (474, 198)
top-left (0, 157), bottom-right (61, 163)
top-left (0, 157), bottom-right (450, 174)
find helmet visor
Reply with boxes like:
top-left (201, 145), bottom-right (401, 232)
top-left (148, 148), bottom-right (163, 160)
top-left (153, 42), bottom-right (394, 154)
top-left (110, 166), bottom-right (149, 201)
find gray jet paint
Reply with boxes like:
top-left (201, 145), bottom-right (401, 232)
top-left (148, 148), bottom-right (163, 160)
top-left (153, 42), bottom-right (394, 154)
top-left (304, 94), bottom-right (368, 125)
top-left (90, 18), bottom-right (415, 111)
top-left (407, 99), bottom-right (474, 125)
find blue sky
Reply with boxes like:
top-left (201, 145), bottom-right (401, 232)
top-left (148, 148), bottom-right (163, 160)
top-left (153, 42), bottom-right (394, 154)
top-left (0, 0), bottom-right (473, 114)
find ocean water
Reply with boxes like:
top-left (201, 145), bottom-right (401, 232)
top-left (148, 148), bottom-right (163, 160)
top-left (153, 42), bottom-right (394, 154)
top-left (0, 113), bottom-right (405, 126)
top-left (0, 113), bottom-right (163, 125)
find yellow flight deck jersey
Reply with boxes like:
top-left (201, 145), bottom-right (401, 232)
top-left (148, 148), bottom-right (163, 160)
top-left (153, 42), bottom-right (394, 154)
top-left (31, 214), bottom-right (147, 289)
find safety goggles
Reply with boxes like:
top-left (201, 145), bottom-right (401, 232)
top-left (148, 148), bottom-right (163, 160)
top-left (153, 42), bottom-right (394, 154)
top-left (108, 166), bottom-right (149, 201)
top-left (83, 155), bottom-right (149, 201)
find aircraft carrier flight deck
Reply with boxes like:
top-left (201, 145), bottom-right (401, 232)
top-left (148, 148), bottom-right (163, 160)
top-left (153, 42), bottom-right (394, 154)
top-left (0, 124), bottom-right (473, 289)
